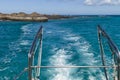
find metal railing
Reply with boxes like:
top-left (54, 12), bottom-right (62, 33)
top-left (98, 25), bottom-right (120, 80)
top-left (28, 26), bottom-right (43, 80)
top-left (14, 25), bottom-right (120, 80)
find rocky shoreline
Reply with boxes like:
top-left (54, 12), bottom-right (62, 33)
top-left (0, 12), bottom-right (71, 22)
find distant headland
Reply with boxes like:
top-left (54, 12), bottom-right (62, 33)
top-left (0, 12), bottom-right (71, 22)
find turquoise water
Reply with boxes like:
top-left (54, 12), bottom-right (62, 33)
top-left (1, 16), bottom-right (120, 80)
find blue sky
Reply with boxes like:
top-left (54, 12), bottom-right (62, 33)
top-left (0, 0), bottom-right (120, 15)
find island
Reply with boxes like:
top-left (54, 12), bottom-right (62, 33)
top-left (0, 12), bottom-right (71, 22)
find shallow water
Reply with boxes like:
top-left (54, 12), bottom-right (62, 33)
top-left (0, 16), bottom-right (120, 80)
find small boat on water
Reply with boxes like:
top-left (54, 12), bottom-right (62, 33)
top-left (14, 25), bottom-right (120, 80)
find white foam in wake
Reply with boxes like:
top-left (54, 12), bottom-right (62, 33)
top-left (49, 48), bottom-right (73, 80)
top-left (47, 30), bottom-right (105, 80)
top-left (64, 36), bottom-right (80, 41)
top-left (46, 31), bottom-right (52, 34)
top-left (64, 33), bottom-right (105, 80)
top-left (20, 40), bottom-right (29, 45)
top-left (21, 24), bottom-right (32, 35)
top-left (64, 33), bottom-right (81, 41)
top-left (19, 24), bottom-right (34, 46)
top-left (7, 24), bottom-right (33, 64)
top-left (0, 67), bottom-right (8, 71)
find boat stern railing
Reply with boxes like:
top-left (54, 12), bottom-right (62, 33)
top-left (14, 25), bottom-right (120, 80)
top-left (28, 26), bottom-right (43, 80)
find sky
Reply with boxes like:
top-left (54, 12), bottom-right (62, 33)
top-left (0, 0), bottom-right (120, 15)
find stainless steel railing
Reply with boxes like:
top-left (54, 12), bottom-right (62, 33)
top-left (98, 25), bottom-right (120, 80)
top-left (28, 26), bottom-right (43, 80)
top-left (14, 25), bottom-right (120, 80)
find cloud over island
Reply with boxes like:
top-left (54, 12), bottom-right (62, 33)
top-left (84, 0), bottom-right (120, 5)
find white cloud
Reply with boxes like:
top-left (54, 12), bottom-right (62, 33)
top-left (84, 0), bottom-right (120, 5)
top-left (100, 0), bottom-right (114, 5)
top-left (103, 0), bottom-right (112, 3)
top-left (84, 0), bottom-right (94, 5)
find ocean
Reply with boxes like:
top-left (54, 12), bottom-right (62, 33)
top-left (0, 16), bottom-right (120, 80)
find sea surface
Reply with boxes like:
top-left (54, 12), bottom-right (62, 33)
top-left (1, 16), bottom-right (120, 80)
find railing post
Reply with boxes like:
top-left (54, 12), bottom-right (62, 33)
top-left (28, 54), bottom-right (32, 80)
top-left (28, 26), bottom-right (43, 80)
top-left (97, 26), bottom-right (109, 80)
top-left (97, 25), bottom-right (120, 80)
top-left (117, 63), bottom-right (120, 80)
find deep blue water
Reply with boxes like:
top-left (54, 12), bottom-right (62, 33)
top-left (1, 16), bottom-right (120, 80)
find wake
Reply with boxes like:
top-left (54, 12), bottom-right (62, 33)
top-left (47, 30), bottom-right (105, 80)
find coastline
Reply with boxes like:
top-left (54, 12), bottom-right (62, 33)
top-left (0, 13), bottom-right (113, 22)
top-left (0, 12), bottom-right (73, 22)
